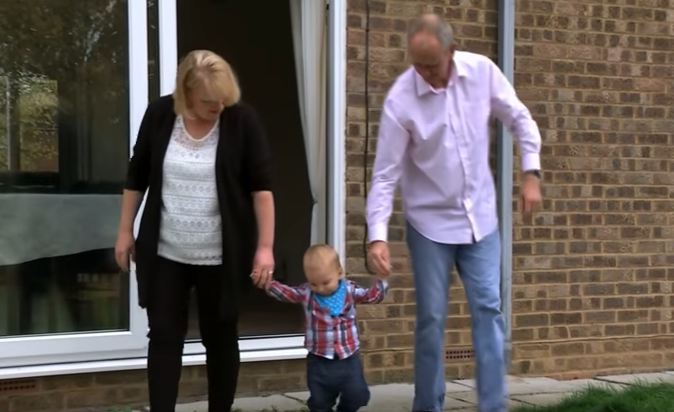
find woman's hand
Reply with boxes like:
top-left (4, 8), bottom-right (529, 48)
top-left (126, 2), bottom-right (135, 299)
top-left (115, 230), bottom-right (135, 272)
top-left (250, 246), bottom-right (274, 289)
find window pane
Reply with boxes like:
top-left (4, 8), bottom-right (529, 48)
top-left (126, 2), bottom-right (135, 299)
top-left (0, 252), bottom-right (129, 337)
top-left (148, 0), bottom-right (160, 101)
top-left (0, 0), bottom-right (131, 337)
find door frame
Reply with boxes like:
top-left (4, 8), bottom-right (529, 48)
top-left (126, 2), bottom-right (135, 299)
top-left (155, 0), bottom-right (347, 359)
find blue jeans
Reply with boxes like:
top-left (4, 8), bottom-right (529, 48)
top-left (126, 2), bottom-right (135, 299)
top-left (306, 352), bottom-right (370, 412)
top-left (407, 222), bottom-right (506, 412)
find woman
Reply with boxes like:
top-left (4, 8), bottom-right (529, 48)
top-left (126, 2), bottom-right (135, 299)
top-left (114, 50), bottom-right (275, 412)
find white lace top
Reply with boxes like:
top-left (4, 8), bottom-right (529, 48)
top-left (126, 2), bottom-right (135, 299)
top-left (157, 116), bottom-right (223, 265)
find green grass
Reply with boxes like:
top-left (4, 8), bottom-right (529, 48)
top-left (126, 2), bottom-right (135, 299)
top-left (511, 382), bottom-right (674, 412)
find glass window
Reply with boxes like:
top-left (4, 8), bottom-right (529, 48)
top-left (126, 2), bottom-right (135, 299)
top-left (147, 0), bottom-right (160, 101)
top-left (186, 289), bottom-right (304, 340)
top-left (0, 0), bottom-right (148, 365)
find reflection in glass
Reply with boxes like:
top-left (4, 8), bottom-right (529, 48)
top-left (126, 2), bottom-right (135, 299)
top-left (186, 289), bottom-right (304, 340)
top-left (0, 251), bottom-right (129, 337)
top-left (0, 0), bottom-right (130, 337)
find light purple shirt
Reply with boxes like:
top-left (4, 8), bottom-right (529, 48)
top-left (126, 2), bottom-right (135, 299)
top-left (366, 51), bottom-right (542, 245)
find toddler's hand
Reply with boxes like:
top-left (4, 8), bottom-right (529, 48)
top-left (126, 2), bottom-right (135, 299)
top-left (251, 273), bottom-right (272, 290)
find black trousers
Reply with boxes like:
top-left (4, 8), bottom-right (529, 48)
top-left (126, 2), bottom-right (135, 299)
top-left (147, 256), bottom-right (240, 412)
top-left (306, 352), bottom-right (370, 412)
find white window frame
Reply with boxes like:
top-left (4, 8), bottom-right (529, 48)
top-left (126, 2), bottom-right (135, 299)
top-left (0, 0), bottom-right (150, 369)
top-left (0, 0), bottom-right (347, 378)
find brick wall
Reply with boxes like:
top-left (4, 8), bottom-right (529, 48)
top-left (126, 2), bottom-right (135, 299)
top-left (345, 0), bottom-right (674, 383)
top-left (508, 0), bottom-right (674, 378)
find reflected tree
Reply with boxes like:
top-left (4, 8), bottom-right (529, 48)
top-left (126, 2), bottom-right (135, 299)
top-left (0, 0), bottom-right (127, 174)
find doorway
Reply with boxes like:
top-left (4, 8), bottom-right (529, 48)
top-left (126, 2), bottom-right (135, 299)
top-left (177, 1), bottom-right (316, 338)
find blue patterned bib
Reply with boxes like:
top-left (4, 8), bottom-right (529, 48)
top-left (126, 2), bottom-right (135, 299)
top-left (314, 279), bottom-right (347, 316)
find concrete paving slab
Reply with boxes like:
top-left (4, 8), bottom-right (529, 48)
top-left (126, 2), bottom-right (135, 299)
top-left (233, 395), bottom-right (306, 411)
top-left (560, 379), bottom-right (625, 392)
top-left (176, 401), bottom-right (206, 412)
top-left (282, 389), bottom-right (310, 403)
top-left (444, 399), bottom-right (529, 412)
top-left (452, 378), bottom-right (477, 388)
top-left (510, 392), bottom-right (567, 407)
top-left (446, 390), bottom-right (480, 405)
top-left (287, 383), bottom-right (415, 403)
top-left (595, 373), bottom-right (674, 385)
top-left (507, 376), bottom-right (571, 395)
top-left (452, 375), bottom-right (554, 389)
top-left (361, 395), bottom-right (474, 412)
top-left (453, 375), bottom-right (599, 395)
top-left (447, 380), bottom-right (475, 392)
top-left (162, 395), bottom-right (306, 412)
top-left (513, 377), bottom-right (622, 395)
top-left (156, 373), bottom-right (669, 412)
top-left (509, 399), bottom-right (530, 408)
top-left (285, 381), bottom-right (473, 402)
top-left (446, 390), bottom-right (525, 409)
top-left (287, 383), bottom-right (476, 411)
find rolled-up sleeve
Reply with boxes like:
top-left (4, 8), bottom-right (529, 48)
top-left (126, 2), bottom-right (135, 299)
top-left (488, 59), bottom-right (542, 172)
top-left (125, 104), bottom-right (154, 192)
top-left (241, 104), bottom-right (273, 192)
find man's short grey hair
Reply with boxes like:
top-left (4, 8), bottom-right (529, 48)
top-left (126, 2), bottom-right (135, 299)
top-left (408, 14), bottom-right (454, 48)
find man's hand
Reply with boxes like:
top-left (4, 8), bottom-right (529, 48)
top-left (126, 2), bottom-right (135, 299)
top-left (367, 241), bottom-right (391, 277)
top-left (521, 173), bottom-right (542, 213)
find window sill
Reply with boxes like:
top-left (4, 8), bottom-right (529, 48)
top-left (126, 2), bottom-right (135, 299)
top-left (0, 342), bottom-right (307, 380)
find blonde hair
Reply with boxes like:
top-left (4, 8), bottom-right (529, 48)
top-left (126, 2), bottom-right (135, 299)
top-left (173, 50), bottom-right (241, 116)
top-left (304, 244), bottom-right (343, 272)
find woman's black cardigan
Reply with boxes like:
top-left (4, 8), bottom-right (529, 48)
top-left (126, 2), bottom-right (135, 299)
top-left (125, 95), bottom-right (272, 319)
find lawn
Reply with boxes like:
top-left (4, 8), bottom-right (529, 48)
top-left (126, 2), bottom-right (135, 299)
top-left (511, 382), bottom-right (674, 412)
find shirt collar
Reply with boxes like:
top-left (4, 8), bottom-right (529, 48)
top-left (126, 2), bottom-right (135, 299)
top-left (415, 54), bottom-right (468, 97)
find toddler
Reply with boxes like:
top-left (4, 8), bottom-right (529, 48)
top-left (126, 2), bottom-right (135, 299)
top-left (264, 244), bottom-right (388, 412)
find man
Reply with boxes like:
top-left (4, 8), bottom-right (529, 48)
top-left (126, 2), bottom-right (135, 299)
top-left (366, 14), bottom-right (542, 412)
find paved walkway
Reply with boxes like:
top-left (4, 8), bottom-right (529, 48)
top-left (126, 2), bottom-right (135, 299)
top-left (164, 372), bottom-right (674, 412)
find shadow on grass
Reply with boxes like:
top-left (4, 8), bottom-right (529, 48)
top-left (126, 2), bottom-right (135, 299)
top-left (512, 381), bottom-right (674, 412)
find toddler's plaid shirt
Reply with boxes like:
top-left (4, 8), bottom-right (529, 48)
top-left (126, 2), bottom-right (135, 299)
top-left (267, 279), bottom-right (388, 359)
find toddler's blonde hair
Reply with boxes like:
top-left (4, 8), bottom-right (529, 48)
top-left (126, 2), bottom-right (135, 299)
top-left (303, 244), bottom-right (343, 272)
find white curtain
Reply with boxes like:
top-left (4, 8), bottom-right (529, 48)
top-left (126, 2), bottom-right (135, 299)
top-left (290, 0), bottom-right (327, 244)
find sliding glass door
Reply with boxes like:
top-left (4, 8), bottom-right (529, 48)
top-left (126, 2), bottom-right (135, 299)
top-left (0, 0), bottom-right (150, 367)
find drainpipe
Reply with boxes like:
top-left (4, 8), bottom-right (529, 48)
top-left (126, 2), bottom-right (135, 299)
top-left (326, 0), bottom-right (347, 266)
top-left (496, 0), bottom-right (515, 370)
